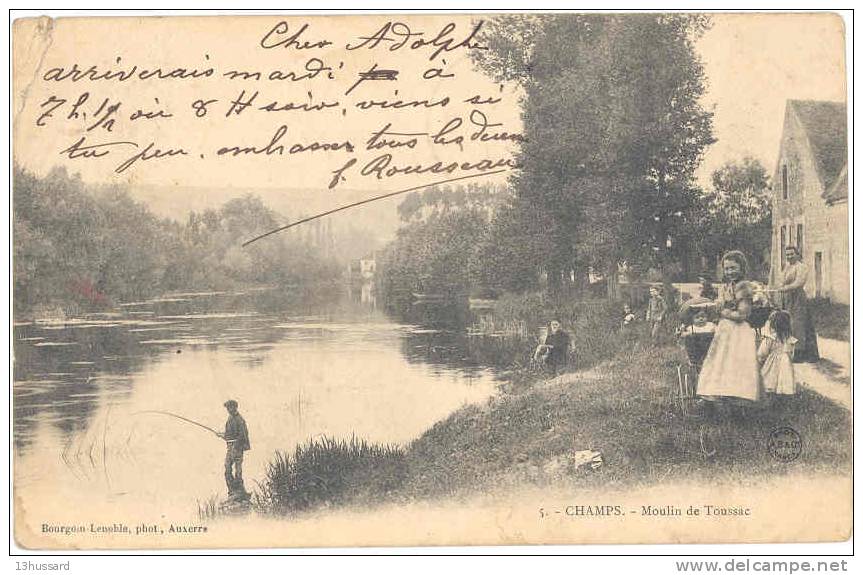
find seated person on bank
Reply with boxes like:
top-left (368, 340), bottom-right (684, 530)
top-left (533, 319), bottom-right (571, 374)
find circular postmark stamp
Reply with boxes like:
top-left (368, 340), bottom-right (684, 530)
top-left (767, 426), bottom-right (802, 462)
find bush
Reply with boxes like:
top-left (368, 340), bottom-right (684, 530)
top-left (253, 436), bottom-right (406, 515)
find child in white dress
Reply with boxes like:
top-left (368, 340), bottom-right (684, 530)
top-left (757, 310), bottom-right (798, 396)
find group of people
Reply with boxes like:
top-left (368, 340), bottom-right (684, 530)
top-left (217, 249), bottom-right (819, 498)
top-left (694, 246), bottom-right (819, 409)
top-left (535, 246), bottom-right (820, 405)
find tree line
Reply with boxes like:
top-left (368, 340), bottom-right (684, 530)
top-left (13, 165), bottom-right (343, 315)
top-left (380, 14), bottom-right (772, 304)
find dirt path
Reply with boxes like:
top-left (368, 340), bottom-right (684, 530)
top-left (818, 337), bottom-right (851, 377)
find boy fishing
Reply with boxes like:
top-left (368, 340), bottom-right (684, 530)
top-left (217, 400), bottom-right (251, 498)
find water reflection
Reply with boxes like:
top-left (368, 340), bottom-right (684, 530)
top-left (13, 290), bottom-right (499, 524)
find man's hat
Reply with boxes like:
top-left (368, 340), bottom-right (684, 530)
top-left (224, 399), bottom-right (238, 409)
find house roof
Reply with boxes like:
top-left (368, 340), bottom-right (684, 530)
top-left (825, 164), bottom-right (848, 204)
top-left (789, 100), bottom-right (848, 202)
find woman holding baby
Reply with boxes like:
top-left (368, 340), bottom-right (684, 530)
top-left (695, 251), bottom-right (762, 406)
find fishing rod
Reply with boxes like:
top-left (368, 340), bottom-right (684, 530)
top-left (241, 169), bottom-right (511, 247)
top-left (133, 410), bottom-right (222, 438)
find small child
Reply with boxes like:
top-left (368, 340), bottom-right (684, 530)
top-left (646, 286), bottom-right (667, 340)
top-left (621, 304), bottom-right (636, 329)
top-left (680, 309), bottom-right (716, 370)
top-left (689, 310), bottom-right (716, 334)
top-left (757, 310), bottom-right (798, 396)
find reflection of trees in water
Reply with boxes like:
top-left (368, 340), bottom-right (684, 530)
top-left (399, 328), bottom-right (522, 376)
top-left (13, 291), bottom-right (344, 452)
top-left (395, 303), bottom-right (513, 376)
top-left (13, 291), bottom-right (506, 453)
top-left (395, 301), bottom-right (471, 330)
top-left (13, 324), bottom-right (151, 451)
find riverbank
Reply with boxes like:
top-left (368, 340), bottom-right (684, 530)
top-left (397, 344), bottom-right (851, 499)
top-left (250, 341), bottom-right (852, 517)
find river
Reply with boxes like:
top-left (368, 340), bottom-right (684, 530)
top-left (12, 289), bottom-right (498, 533)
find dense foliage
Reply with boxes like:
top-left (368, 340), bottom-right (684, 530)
top-left (378, 183), bottom-right (504, 304)
top-left (696, 157), bottom-right (773, 280)
top-left (471, 14), bottom-right (716, 295)
top-left (378, 17), bottom-right (779, 302)
top-left (253, 436), bottom-right (406, 515)
top-left (13, 165), bottom-right (342, 314)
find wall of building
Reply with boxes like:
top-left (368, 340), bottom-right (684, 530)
top-left (825, 200), bottom-right (850, 304)
top-left (771, 108), bottom-right (848, 303)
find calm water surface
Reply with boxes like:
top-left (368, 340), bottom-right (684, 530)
top-left (13, 290), bottom-right (498, 524)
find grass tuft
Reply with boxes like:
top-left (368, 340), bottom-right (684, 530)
top-left (253, 435), bottom-right (406, 515)
top-left (196, 494), bottom-right (222, 521)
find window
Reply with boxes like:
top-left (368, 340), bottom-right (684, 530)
top-left (782, 165), bottom-right (789, 199)
top-left (781, 225), bottom-right (787, 269)
top-left (797, 224), bottom-right (804, 256)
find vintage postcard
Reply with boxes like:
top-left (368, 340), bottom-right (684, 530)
top-left (11, 12), bottom-right (851, 549)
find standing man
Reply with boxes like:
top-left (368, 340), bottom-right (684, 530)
top-left (217, 399), bottom-right (250, 498)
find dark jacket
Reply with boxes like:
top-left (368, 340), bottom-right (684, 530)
top-left (544, 330), bottom-right (570, 367)
top-left (224, 413), bottom-right (251, 452)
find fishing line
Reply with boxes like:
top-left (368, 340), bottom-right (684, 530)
top-left (123, 422), bottom-right (140, 466)
top-left (241, 169), bottom-right (511, 247)
top-left (74, 423), bottom-right (98, 480)
top-left (133, 410), bottom-right (222, 438)
top-left (70, 430), bottom-right (89, 480)
top-left (102, 404), bottom-right (113, 491)
top-left (60, 436), bottom-right (85, 482)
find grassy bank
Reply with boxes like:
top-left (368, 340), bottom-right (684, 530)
top-left (398, 345), bottom-right (851, 499)
top-left (244, 293), bottom-right (850, 517)
top-left (250, 342), bottom-right (851, 516)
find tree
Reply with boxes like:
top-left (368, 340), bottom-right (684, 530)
top-left (12, 165), bottom-right (344, 314)
top-left (474, 14), bottom-right (715, 299)
top-left (379, 184), bottom-right (503, 306)
top-left (698, 157), bottom-right (772, 280)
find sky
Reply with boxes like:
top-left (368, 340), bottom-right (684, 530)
top-left (695, 12), bottom-right (847, 184)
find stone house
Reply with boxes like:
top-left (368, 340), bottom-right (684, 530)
top-left (770, 100), bottom-right (849, 304)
